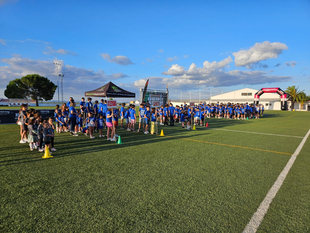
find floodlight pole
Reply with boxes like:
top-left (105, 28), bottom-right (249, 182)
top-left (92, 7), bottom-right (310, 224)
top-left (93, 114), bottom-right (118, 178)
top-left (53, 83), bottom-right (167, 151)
top-left (59, 74), bottom-right (64, 103)
top-left (53, 62), bottom-right (62, 104)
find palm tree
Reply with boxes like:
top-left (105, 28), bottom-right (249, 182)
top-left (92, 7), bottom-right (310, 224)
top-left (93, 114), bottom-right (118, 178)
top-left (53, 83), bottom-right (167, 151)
top-left (298, 91), bottom-right (310, 110)
top-left (285, 86), bottom-right (301, 110)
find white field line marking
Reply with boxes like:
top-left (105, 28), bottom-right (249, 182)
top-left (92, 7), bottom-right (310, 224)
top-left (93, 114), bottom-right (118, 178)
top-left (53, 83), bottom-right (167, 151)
top-left (243, 128), bottom-right (310, 233)
top-left (208, 128), bottom-right (303, 139)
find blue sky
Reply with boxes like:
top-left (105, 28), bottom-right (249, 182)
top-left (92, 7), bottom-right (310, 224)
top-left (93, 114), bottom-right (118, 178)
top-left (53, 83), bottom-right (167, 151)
top-left (0, 0), bottom-right (309, 101)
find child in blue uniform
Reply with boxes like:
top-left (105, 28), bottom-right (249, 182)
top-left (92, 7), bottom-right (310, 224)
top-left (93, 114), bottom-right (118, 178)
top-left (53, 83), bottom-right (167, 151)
top-left (98, 114), bottom-right (104, 137)
top-left (113, 107), bottom-right (119, 137)
top-left (130, 105), bottom-right (136, 132)
top-left (200, 108), bottom-right (205, 126)
top-left (150, 107), bottom-right (157, 134)
top-left (144, 106), bottom-right (151, 134)
top-left (106, 108), bottom-right (114, 140)
top-left (87, 112), bottom-right (96, 139)
top-left (120, 103), bottom-right (125, 129)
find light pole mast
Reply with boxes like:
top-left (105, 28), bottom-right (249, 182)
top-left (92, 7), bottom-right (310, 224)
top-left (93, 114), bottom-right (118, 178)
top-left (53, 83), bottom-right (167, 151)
top-left (53, 62), bottom-right (62, 104)
top-left (59, 74), bottom-right (64, 103)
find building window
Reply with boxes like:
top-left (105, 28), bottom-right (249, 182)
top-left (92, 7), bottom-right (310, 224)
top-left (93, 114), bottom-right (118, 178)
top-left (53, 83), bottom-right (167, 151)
top-left (241, 93), bottom-right (252, 96)
top-left (266, 103), bottom-right (268, 106)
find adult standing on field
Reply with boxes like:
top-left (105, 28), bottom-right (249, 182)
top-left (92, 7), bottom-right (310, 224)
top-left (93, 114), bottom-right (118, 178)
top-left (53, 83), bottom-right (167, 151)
top-left (69, 101), bottom-right (78, 136)
top-left (67, 97), bottom-right (73, 108)
top-left (102, 100), bottom-right (108, 119)
top-left (168, 103), bottom-right (175, 126)
top-left (67, 97), bottom-right (74, 131)
top-left (86, 97), bottom-right (93, 114)
top-left (80, 97), bottom-right (86, 120)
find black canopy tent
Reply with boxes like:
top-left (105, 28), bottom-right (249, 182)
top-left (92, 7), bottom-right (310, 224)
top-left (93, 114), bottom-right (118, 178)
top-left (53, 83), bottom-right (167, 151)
top-left (84, 82), bottom-right (135, 98)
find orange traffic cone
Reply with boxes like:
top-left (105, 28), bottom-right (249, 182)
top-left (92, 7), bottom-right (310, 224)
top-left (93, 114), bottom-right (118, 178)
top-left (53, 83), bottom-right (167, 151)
top-left (206, 122), bottom-right (209, 127)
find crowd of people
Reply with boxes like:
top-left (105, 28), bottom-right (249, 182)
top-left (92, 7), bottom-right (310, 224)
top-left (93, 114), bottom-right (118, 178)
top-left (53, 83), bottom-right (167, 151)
top-left (16, 97), bottom-right (265, 153)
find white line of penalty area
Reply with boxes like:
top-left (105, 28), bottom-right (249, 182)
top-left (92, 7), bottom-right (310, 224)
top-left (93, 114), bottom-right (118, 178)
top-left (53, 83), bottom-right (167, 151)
top-left (242, 128), bottom-right (310, 233)
top-left (208, 128), bottom-right (304, 139)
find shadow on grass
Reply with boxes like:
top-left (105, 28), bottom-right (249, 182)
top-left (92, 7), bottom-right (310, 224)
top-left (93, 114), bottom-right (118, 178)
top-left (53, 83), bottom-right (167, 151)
top-left (0, 119), bottom-right (256, 166)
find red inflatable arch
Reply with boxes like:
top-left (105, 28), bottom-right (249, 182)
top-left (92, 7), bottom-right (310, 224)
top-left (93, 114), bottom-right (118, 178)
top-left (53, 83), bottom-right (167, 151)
top-left (254, 87), bottom-right (288, 110)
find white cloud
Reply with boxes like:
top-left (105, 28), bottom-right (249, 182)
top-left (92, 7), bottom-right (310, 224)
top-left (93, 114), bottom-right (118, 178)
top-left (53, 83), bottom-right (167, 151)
top-left (167, 56), bottom-right (178, 62)
top-left (0, 56), bottom-right (128, 99)
top-left (146, 58), bottom-right (153, 62)
top-left (285, 61), bottom-right (297, 67)
top-left (163, 56), bottom-right (233, 76)
top-left (44, 47), bottom-right (77, 56)
top-left (158, 49), bottom-right (164, 53)
top-left (233, 41), bottom-right (288, 68)
top-left (163, 64), bottom-right (186, 75)
top-left (0, 39), bottom-right (6, 45)
top-left (183, 55), bottom-right (189, 58)
top-left (100, 53), bottom-right (134, 66)
top-left (27, 39), bottom-right (51, 45)
top-left (142, 56), bottom-right (291, 91)
top-left (55, 49), bottom-right (77, 56)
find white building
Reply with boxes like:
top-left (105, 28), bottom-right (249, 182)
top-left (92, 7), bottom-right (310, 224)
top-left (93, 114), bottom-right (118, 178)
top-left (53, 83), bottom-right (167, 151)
top-left (170, 88), bottom-right (310, 111)
top-left (210, 88), bottom-right (283, 110)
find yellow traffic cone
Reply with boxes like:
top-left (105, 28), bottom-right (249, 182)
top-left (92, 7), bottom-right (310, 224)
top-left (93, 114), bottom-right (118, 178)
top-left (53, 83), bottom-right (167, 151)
top-left (42, 146), bottom-right (53, 159)
top-left (192, 124), bottom-right (196, 130)
top-left (159, 129), bottom-right (165, 136)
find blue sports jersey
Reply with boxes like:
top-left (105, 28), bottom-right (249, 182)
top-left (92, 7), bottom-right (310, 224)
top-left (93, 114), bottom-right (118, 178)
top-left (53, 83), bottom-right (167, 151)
top-left (139, 107), bottom-right (146, 117)
top-left (168, 106), bottom-right (175, 116)
top-left (62, 111), bottom-right (68, 118)
top-left (89, 117), bottom-right (96, 126)
top-left (180, 113), bottom-right (185, 122)
top-left (98, 118), bottom-right (104, 129)
top-left (120, 106), bottom-right (125, 117)
top-left (78, 117), bottom-right (83, 127)
top-left (145, 110), bottom-right (151, 119)
top-left (86, 102), bottom-right (93, 113)
top-left (106, 111), bottom-right (112, 123)
top-left (200, 111), bottom-right (204, 119)
top-left (54, 109), bottom-right (61, 119)
top-left (69, 106), bottom-right (76, 118)
top-left (80, 101), bottom-right (85, 111)
top-left (113, 108), bottom-right (119, 121)
top-left (187, 109), bottom-right (191, 118)
top-left (130, 109), bottom-right (136, 119)
top-left (93, 104), bottom-right (98, 114)
top-left (163, 107), bottom-right (168, 116)
top-left (102, 104), bottom-right (107, 116)
top-left (194, 110), bottom-right (200, 118)
top-left (98, 103), bottom-right (103, 114)
top-left (151, 113), bottom-right (156, 122)
top-left (58, 116), bottom-right (65, 125)
top-left (124, 109), bottom-right (129, 118)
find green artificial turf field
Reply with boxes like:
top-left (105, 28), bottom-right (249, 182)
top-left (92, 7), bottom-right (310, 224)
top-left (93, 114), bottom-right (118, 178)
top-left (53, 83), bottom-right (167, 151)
top-left (1, 111), bottom-right (309, 232)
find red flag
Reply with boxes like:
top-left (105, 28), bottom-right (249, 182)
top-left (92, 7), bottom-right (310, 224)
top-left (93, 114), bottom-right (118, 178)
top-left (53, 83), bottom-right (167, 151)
top-left (142, 79), bottom-right (149, 102)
